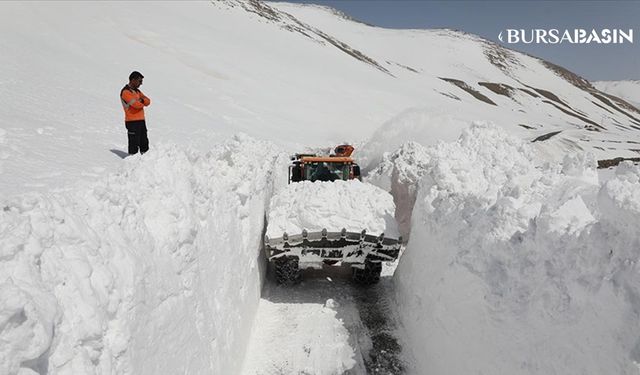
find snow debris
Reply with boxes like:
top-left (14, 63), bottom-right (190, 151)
top-left (266, 179), bottom-right (399, 239)
top-left (366, 141), bottom-right (431, 192)
top-left (325, 298), bottom-right (338, 308)
top-left (358, 107), bottom-right (479, 174)
top-left (241, 299), bottom-right (356, 375)
top-left (599, 161), bottom-right (640, 234)
top-left (0, 135), bottom-right (288, 375)
top-left (394, 122), bottom-right (640, 375)
top-left (366, 141), bottom-right (431, 240)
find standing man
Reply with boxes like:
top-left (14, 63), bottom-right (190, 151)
top-left (120, 71), bottom-right (151, 155)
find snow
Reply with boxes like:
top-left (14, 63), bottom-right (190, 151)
top-left (266, 179), bottom-right (399, 239)
top-left (1, 1), bottom-right (640, 197)
top-left (271, 1), bottom-right (640, 162)
top-left (1, 135), bottom-right (287, 374)
top-left (241, 266), bottom-right (404, 375)
top-left (593, 80), bottom-right (640, 108)
top-left (0, 1), bottom-right (639, 374)
top-left (241, 299), bottom-right (355, 375)
top-left (393, 123), bottom-right (640, 375)
top-left (599, 161), bottom-right (640, 231)
top-left (365, 141), bottom-right (431, 241)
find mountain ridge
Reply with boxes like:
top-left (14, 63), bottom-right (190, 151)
top-left (265, 1), bottom-right (640, 159)
top-left (0, 0), bottom-right (639, 196)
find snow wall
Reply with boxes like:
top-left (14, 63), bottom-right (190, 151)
top-left (0, 134), bottom-right (287, 375)
top-left (392, 123), bottom-right (640, 374)
top-left (365, 141), bottom-right (430, 242)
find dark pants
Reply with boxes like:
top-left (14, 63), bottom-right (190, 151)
top-left (125, 120), bottom-right (149, 155)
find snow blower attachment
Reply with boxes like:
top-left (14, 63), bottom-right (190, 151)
top-left (265, 145), bottom-right (402, 285)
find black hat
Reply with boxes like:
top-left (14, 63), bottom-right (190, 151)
top-left (129, 71), bottom-right (144, 81)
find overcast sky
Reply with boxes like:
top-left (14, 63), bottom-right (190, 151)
top-left (272, 0), bottom-right (639, 81)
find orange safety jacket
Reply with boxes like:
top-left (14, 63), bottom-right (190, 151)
top-left (120, 85), bottom-right (151, 122)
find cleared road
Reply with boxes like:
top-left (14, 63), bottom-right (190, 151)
top-left (242, 263), bottom-right (406, 375)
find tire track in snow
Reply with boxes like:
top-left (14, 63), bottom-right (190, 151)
top-left (353, 283), bottom-right (405, 375)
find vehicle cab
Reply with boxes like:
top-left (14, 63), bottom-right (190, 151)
top-left (288, 145), bottom-right (361, 183)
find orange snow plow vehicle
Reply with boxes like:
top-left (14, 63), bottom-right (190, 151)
top-left (288, 144), bottom-right (361, 183)
top-left (264, 145), bottom-right (402, 285)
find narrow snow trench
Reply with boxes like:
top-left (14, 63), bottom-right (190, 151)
top-left (242, 264), bottom-right (406, 375)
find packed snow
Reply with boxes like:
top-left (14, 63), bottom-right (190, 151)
top-left (365, 141), bottom-right (431, 241)
top-left (0, 135), bottom-right (288, 375)
top-left (266, 180), bottom-right (399, 239)
top-left (241, 265), bottom-right (404, 375)
top-left (1, 1), bottom-right (640, 375)
top-left (241, 298), bottom-right (356, 375)
top-left (392, 122), bottom-right (640, 375)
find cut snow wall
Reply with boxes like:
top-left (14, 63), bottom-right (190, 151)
top-left (365, 141), bottom-right (430, 241)
top-left (0, 134), bottom-right (288, 375)
top-left (393, 123), bottom-right (640, 375)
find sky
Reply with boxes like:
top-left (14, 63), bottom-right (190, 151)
top-left (272, 0), bottom-right (640, 81)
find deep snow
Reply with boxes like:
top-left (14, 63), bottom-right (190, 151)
top-left (2, 1), bottom-right (640, 197)
top-left (392, 122), bottom-right (640, 374)
top-left (1, 1), bottom-right (640, 375)
top-left (1, 135), bottom-right (289, 375)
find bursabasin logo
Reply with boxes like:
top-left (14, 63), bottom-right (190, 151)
top-left (498, 29), bottom-right (634, 44)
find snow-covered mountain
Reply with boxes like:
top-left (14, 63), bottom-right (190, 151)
top-left (593, 80), bottom-right (640, 108)
top-left (1, 0), bottom-right (639, 196)
top-left (1, 1), bottom-right (639, 375)
top-left (268, 1), bottom-right (640, 166)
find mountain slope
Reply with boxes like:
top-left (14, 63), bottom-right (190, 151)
top-left (1, 0), bottom-right (639, 196)
top-left (268, 1), bottom-right (640, 166)
top-left (593, 80), bottom-right (640, 108)
top-left (1, 2), bottom-right (639, 375)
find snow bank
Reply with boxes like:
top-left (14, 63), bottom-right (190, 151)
top-left (266, 180), bottom-right (399, 239)
top-left (366, 141), bottom-right (431, 241)
top-left (0, 134), bottom-right (287, 375)
top-left (394, 123), bottom-right (640, 375)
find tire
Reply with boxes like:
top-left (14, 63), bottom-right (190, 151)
top-left (352, 260), bottom-right (382, 285)
top-left (274, 256), bottom-right (301, 285)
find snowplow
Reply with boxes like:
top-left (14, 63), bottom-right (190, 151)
top-left (264, 145), bottom-right (402, 285)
